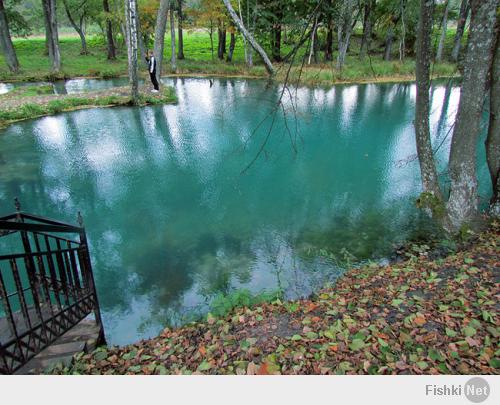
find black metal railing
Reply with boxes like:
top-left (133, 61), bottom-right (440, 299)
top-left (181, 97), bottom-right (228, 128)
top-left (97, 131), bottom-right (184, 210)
top-left (0, 199), bottom-right (103, 374)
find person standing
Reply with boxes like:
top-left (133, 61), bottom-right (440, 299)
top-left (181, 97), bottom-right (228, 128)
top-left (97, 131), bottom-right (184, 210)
top-left (145, 50), bottom-right (159, 92)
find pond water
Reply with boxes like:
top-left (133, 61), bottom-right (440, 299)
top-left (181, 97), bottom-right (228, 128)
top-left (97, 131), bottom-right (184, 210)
top-left (0, 78), bottom-right (491, 345)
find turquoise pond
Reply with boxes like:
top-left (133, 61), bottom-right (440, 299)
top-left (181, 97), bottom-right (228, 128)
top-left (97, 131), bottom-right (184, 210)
top-left (0, 78), bottom-right (491, 345)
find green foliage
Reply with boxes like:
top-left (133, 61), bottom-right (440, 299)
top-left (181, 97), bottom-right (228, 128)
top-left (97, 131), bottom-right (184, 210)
top-left (209, 288), bottom-right (283, 317)
top-left (416, 192), bottom-right (447, 219)
top-left (0, 30), bottom-right (459, 86)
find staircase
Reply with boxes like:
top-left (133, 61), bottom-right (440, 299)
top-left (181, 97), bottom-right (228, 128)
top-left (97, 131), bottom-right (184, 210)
top-left (0, 199), bottom-right (105, 374)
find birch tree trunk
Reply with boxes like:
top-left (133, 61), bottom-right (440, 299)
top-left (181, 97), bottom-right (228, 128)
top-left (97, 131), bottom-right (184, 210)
top-left (153, 0), bottom-right (169, 83)
top-left (436, 0), bottom-right (450, 62)
top-left (103, 0), bottom-right (116, 59)
top-left (451, 0), bottom-right (469, 62)
top-left (414, 0), bottom-right (444, 209)
top-left (446, 0), bottom-right (499, 231)
top-left (125, 0), bottom-right (139, 104)
top-left (486, 28), bottom-right (500, 213)
top-left (222, 0), bottom-right (274, 76)
top-left (0, 0), bottom-right (19, 72)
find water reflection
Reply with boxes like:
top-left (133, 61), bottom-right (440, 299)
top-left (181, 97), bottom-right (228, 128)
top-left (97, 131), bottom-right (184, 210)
top-left (0, 78), bottom-right (490, 345)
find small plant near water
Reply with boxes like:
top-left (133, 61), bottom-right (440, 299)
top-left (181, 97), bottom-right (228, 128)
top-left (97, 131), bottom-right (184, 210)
top-left (416, 191), bottom-right (447, 219)
top-left (208, 289), bottom-right (283, 318)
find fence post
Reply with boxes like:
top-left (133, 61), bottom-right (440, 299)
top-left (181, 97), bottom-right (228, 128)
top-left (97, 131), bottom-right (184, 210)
top-left (77, 212), bottom-right (105, 343)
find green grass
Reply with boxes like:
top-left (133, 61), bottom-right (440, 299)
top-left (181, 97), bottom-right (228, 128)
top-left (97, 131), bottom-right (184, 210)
top-left (1, 83), bottom-right (54, 97)
top-left (0, 86), bottom-right (177, 127)
top-left (0, 29), bottom-right (461, 85)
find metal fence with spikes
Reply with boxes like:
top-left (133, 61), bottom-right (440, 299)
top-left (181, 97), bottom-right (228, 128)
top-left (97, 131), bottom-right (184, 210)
top-left (0, 199), bottom-right (104, 374)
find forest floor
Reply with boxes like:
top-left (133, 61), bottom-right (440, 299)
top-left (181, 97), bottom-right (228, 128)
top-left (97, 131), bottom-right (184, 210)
top-left (0, 33), bottom-right (458, 87)
top-left (0, 84), bottom-right (177, 128)
top-left (51, 222), bottom-right (499, 375)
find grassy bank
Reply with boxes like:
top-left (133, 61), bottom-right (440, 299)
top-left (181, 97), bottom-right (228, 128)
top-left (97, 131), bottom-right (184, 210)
top-left (0, 85), bottom-right (177, 128)
top-left (51, 223), bottom-right (499, 375)
top-left (0, 32), bottom-right (458, 86)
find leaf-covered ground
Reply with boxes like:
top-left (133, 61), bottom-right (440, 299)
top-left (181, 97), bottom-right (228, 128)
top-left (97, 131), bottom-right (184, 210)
top-left (54, 224), bottom-right (499, 375)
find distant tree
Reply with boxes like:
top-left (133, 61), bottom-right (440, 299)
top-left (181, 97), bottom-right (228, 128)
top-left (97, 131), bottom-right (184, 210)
top-left (226, 25), bottom-right (236, 61)
top-left (360, 0), bottom-right (377, 59)
top-left (169, 1), bottom-right (176, 70)
top-left (436, 0), bottom-right (450, 61)
top-left (337, 0), bottom-right (356, 69)
top-left (41, 0), bottom-right (61, 73)
top-left (62, 0), bottom-right (94, 54)
top-left (177, 0), bottom-right (184, 59)
top-left (451, 0), bottom-right (469, 62)
top-left (193, 0), bottom-right (225, 60)
top-left (0, 0), bottom-right (20, 72)
top-left (4, 0), bottom-right (32, 37)
top-left (103, 0), bottom-right (117, 59)
top-left (223, 0), bottom-right (274, 75)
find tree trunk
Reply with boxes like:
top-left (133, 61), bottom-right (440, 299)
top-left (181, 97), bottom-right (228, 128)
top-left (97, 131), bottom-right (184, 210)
top-left (125, 0), bottom-right (139, 104)
top-left (271, 19), bottom-right (282, 62)
top-left (62, 0), bottom-right (87, 54)
top-left (384, 27), bottom-right (394, 61)
top-left (486, 28), bottom-right (500, 213)
top-left (0, 0), bottom-right (19, 72)
top-left (170, 7), bottom-right (176, 70)
top-left (399, 0), bottom-right (406, 61)
top-left (308, 17), bottom-right (318, 65)
top-left (414, 0), bottom-right (443, 209)
top-left (222, 0), bottom-right (274, 76)
top-left (177, 0), bottom-right (184, 60)
top-left (447, 0), bottom-right (498, 231)
top-left (325, 15), bottom-right (333, 61)
top-left (209, 24), bottom-right (214, 60)
top-left (226, 32), bottom-right (236, 62)
top-left (153, 0), bottom-right (169, 83)
top-left (436, 0), bottom-right (450, 62)
top-left (42, 0), bottom-right (61, 73)
top-left (451, 0), bottom-right (469, 62)
top-left (217, 25), bottom-right (224, 59)
top-left (103, 0), bottom-right (116, 59)
top-left (222, 29), bottom-right (227, 54)
top-left (360, 0), bottom-right (375, 59)
top-left (337, 0), bottom-right (355, 70)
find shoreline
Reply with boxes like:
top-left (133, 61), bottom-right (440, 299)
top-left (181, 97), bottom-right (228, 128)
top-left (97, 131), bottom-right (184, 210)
top-left (0, 72), bottom-right (460, 128)
top-left (0, 71), bottom-right (460, 87)
top-left (0, 85), bottom-right (177, 129)
top-left (49, 223), bottom-right (499, 375)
